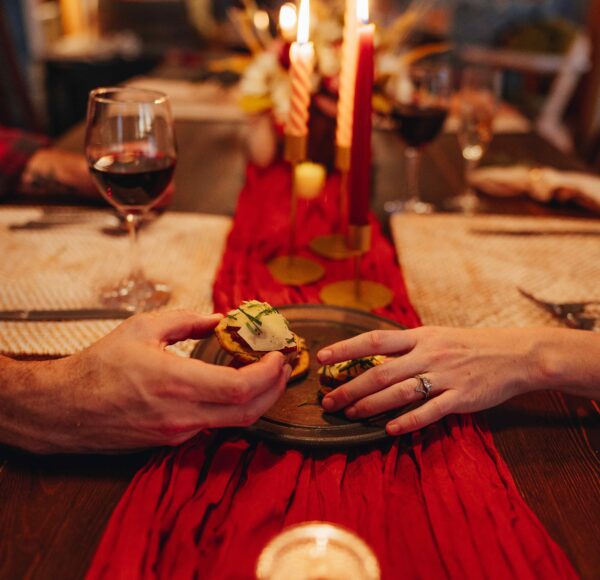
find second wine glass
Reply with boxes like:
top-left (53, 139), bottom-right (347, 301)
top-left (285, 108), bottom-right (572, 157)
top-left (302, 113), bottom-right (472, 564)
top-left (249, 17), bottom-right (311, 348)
top-left (384, 63), bottom-right (451, 214)
top-left (86, 87), bottom-right (176, 312)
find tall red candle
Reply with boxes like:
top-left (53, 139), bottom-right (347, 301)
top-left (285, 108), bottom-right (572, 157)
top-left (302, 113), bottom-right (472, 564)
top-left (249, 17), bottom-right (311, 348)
top-left (348, 9), bottom-right (374, 227)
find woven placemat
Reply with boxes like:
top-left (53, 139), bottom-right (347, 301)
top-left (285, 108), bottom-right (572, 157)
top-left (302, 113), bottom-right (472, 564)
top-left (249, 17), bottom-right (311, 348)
top-left (0, 208), bottom-right (232, 355)
top-left (391, 213), bottom-right (600, 328)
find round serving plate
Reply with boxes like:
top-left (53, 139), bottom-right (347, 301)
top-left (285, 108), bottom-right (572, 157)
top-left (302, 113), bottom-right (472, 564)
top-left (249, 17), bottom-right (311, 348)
top-left (191, 304), bottom-right (405, 448)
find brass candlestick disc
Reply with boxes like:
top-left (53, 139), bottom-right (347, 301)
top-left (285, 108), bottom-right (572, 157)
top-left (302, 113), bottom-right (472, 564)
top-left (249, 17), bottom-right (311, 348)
top-left (320, 280), bottom-right (394, 311)
top-left (309, 234), bottom-right (357, 260)
top-left (268, 255), bottom-right (325, 286)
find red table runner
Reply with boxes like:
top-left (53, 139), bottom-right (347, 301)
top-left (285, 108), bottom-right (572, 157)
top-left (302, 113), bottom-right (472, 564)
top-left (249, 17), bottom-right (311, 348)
top-left (87, 164), bottom-right (576, 579)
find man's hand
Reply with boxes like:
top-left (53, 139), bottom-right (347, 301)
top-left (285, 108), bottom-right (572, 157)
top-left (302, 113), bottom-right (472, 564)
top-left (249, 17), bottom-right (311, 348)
top-left (0, 311), bottom-right (290, 453)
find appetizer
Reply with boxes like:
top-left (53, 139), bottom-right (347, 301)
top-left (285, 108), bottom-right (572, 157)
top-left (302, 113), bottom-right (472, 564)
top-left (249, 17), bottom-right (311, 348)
top-left (318, 355), bottom-right (387, 399)
top-left (215, 300), bottom-right (310, 381)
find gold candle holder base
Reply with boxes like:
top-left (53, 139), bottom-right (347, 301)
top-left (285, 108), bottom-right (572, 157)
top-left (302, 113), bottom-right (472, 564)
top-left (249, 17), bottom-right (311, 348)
top-left (309, 233), bottom-right (357, 260)
top-left (268, 255), bottom-right (325, 286)
top-left (320, 280), bottom-right (393, 311)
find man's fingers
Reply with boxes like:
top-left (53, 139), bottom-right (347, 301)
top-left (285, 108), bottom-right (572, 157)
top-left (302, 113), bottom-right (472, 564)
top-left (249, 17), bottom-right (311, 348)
top-left (200, 364), bottom-right (289, 428)
top-left (321, 356), bottom-right (423, 413)
top-left (385, 391), bottom-right (457, 435)
top-left (160, 351), bottom-right (286, 405)
top-left (317, 330), bottom-right (417, 365)
top-left (129, 310), bottom-right (224, 345)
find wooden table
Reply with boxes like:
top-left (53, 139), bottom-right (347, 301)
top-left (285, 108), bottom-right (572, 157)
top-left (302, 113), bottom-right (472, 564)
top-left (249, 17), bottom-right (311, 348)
top-left (1, 123), bottom-right (599, 580)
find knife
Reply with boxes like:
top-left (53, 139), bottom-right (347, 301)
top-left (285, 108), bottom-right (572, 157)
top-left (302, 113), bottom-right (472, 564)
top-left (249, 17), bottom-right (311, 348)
top-left (0, 309), bottom-right (134, 321)
top-left (470, 228), bottom-right (600, 237)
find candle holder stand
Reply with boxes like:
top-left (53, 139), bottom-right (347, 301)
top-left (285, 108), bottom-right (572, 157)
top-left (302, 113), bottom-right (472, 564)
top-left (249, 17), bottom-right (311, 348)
top-left (320, 225), bottom-right (393, 311)
top-left (309, 145), bottom-right (356, 260)
top-left (268, 134), bottom-right (325, 286)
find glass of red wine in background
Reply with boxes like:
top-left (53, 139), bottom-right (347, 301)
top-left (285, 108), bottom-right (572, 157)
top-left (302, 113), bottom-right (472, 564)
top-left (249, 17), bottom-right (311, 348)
top-left (384, 64), bottom-right (451, 214)
top-left (86, 87), bottom-right (176, 311)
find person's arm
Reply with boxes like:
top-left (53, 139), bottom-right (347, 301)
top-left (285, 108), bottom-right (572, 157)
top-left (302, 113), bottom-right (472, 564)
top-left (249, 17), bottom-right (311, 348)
top-left (317, 327), bottom-right (600, 436)
top-left (0, 310), bottom-right (291, 454)
top-left (0, 125), bottom-right (97, 199)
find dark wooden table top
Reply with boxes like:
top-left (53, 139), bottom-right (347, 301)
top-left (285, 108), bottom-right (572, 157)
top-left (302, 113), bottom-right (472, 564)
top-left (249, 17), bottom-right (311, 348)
top-left (1, 122), bottom-right (599, 580)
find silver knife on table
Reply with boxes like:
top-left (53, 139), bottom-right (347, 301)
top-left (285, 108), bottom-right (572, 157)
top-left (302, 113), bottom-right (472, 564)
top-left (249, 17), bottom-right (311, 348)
top-left (0, 309), bottom-right (134, 321)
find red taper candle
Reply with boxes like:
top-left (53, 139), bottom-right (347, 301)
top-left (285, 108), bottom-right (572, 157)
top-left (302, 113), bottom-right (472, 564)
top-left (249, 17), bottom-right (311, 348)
top-left (348, 8), bottom-right (374, 227)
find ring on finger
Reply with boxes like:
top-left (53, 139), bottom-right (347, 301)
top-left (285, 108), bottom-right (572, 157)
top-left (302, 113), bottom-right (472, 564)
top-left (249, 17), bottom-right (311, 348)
top-left (414, 375), bottom-right (433, 400)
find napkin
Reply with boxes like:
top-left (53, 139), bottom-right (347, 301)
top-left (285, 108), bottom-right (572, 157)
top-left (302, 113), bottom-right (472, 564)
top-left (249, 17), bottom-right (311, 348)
top-left (470, 165), bottom-right (600, 212)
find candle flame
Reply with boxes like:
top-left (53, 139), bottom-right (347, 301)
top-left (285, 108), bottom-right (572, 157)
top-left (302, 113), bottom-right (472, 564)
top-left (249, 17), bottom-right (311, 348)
top-left (279, 3), bottom-right (297, 31)
top-left (357, 0), bottom-right (369, 24)
top-left (297, 0), bottom-right (310, 44)
top-left (253, 10), bottom-right (270, 32)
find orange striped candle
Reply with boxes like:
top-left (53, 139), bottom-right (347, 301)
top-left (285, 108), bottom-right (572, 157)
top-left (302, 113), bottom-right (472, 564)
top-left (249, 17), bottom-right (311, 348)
top-left (285, 0), bottom-right (314, 138)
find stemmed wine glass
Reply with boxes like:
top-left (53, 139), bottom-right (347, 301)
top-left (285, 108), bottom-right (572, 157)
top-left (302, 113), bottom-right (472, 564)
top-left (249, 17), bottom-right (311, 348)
top-left (448, 66), bottom-right (501, 213)
top-left (85, 87), bottom-right (176, 311)
top-left (384, 63), bottom-right (451, 214)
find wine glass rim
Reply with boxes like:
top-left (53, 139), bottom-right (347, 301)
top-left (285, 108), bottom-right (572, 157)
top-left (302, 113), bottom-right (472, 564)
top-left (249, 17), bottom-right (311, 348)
top-left (89, 86), bottom-right (169, 105)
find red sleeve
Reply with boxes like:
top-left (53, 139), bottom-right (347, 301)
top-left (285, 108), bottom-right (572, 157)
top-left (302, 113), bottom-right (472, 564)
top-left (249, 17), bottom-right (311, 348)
top-left (0, 126), bottom-right (50, 197)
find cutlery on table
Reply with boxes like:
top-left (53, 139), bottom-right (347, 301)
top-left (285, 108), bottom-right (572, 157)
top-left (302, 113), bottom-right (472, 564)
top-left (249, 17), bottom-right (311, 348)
top-left (471, 228), bottom-right (600, 237)
top-left (517, 288), bottom-right (599, 331)
top-left (0, 309), bottom-right (134, 322)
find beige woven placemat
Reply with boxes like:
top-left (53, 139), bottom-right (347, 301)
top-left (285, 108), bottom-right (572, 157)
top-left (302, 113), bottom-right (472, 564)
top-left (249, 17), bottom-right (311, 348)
top-left (0, 208), bottom-right (232, 355)
top-left (391, 214), bottom-right (600, 328)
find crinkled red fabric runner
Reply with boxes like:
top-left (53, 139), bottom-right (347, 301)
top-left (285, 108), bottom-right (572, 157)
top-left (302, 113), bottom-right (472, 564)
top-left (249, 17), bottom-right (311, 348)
top-left (87, 164), bottom-right (576, 579)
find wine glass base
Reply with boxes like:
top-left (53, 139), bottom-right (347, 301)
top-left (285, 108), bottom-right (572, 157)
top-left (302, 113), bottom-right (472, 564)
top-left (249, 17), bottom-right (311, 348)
top-left (384, 199), bottom-right (434, 215)
top-left (101, 279), bottom-right (171, 312)
top-left (446, 193), bottom-right (480, 214)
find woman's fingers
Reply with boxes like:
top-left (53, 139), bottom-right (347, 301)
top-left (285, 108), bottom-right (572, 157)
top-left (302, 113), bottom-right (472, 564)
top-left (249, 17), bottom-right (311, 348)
top-left (386, 390), bottom-right (458, 435)
top-left (344, 375), bottom-right (441, 419)
top-left (317, 329), bottom-right (417, 365)
top-left (321, 356), bottom-right (424, 412)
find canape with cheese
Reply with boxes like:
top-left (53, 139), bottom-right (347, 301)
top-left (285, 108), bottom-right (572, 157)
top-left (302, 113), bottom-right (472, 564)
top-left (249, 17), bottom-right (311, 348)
top-left (318, 355), bottom-right (387, 398)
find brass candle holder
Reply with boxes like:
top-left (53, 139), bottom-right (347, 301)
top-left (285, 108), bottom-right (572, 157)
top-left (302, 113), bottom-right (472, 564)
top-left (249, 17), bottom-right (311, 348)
top-left (320, 224), bottom-right (394, 311)
top-left (267, 134), bottom-right (325, 286)
top-left (309, 145), bottom-right (356, 260)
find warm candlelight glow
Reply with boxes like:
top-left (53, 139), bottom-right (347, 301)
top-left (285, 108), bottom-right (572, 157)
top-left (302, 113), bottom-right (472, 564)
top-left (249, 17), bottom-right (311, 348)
top-left (279, 2), bottom-right (297, 40)
top-left (253, 10), bottom-right (270, 32)
top-left (297, 0), bottom-right (310, 44)
top-left (357, 0), bottom-right (369, 24)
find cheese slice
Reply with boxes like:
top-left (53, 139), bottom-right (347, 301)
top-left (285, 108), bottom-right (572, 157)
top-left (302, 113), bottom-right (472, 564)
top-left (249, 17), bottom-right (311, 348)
top-left (226, 300), bottom-right (296, 352)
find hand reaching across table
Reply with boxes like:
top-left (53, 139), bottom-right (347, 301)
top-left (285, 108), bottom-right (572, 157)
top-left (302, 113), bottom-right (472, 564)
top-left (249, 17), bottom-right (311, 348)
top-left (0, 311), bottom-right (291, 454)
top-left (317, 327), bottom-right (600, 436)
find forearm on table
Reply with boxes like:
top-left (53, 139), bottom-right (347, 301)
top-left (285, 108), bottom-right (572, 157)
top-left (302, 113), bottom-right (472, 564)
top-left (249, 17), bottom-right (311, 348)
top-left (0, 355), bottom-right (75, 453)
top-left (532, 328), bottom-right (600, 399)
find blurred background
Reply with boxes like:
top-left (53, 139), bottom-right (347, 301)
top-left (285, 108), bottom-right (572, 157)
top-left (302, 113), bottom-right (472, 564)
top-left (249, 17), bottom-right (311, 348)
top-left (1, 0), bottom-right (599, 167)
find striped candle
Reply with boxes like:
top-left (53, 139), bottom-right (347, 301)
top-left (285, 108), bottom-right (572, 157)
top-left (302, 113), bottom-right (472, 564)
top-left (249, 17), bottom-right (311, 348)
top-left (285, 0), bottom-right (314, 138)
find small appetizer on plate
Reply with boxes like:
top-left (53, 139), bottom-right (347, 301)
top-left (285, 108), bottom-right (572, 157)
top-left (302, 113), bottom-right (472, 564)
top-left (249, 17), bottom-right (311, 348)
top-left (318, 355), bottom-right (387, 399)
top-left (215, 300), bottom-right (310, 382)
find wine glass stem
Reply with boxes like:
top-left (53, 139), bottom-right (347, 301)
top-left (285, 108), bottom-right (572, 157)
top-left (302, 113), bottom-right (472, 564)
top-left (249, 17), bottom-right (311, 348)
top-left (465, 156), bottom-right (478, 198)
top-left (405, 147), bottom-right (421, 202)
top-left (126, 213), bottom-right (144, 284)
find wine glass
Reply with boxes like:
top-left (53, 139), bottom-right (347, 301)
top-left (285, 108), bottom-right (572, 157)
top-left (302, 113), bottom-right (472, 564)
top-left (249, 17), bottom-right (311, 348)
top-left (449, 67), bottom-right (501, 213)
top-left (384, 63), bottom-right (451, 214)
top-left (85, 87), bottom-right (176, 311)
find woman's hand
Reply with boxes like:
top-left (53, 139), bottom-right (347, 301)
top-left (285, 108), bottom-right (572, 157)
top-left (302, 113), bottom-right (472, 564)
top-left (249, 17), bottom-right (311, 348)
top-left (317, 327), bottom-right (549, 436)
top-left (1, 311), bottom-right (290, 453)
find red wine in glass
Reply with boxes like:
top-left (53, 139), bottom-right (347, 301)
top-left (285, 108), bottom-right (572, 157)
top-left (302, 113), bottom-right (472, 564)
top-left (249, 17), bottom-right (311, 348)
top-left (391, 104), bottom-right (448, 148)
top-left (91, 151), bottom-right (176, 212)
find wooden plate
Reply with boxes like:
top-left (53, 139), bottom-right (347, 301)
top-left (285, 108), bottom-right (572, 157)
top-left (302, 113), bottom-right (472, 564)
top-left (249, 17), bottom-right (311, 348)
top-left (191, 304), bottom-right (405, 448)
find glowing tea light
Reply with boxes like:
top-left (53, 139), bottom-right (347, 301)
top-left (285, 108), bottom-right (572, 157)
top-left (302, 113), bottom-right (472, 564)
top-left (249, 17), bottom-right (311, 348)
top-left (295, 162), bottom-right (326, 199)
top-left (279, 2), bottom-right (297, 42)
top-left (253, 10), bottom-right (270, 32)
top-left (256, 522), bottom-right (381, 580)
